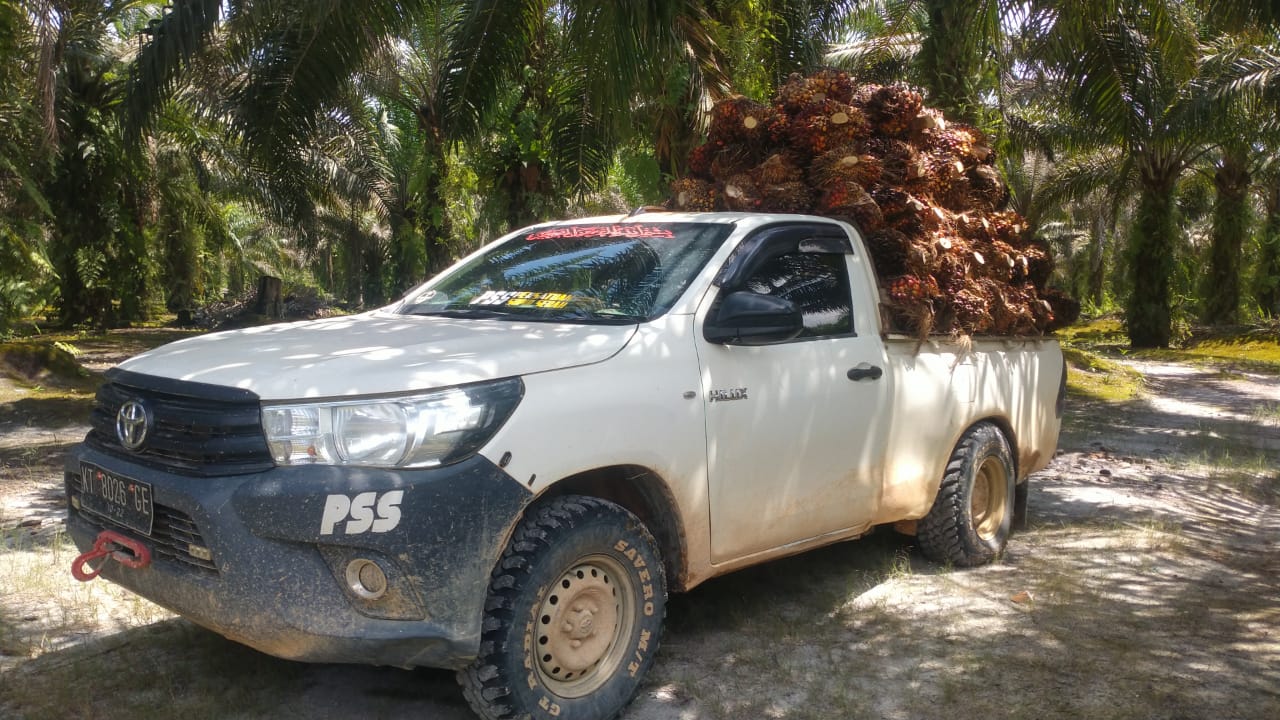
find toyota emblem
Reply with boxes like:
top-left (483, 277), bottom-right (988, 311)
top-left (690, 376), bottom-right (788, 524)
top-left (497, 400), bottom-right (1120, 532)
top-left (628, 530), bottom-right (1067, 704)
top-left (116, 400), bottom-right (151, 451)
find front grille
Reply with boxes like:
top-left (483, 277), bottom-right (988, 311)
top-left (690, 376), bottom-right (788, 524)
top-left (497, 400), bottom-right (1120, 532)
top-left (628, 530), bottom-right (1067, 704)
top-left (72, 476), bottom-right (219, 573)
top-left (87, 370), bottom-right (273, 476)
top-left (150, 505), bottom-right (217, 571)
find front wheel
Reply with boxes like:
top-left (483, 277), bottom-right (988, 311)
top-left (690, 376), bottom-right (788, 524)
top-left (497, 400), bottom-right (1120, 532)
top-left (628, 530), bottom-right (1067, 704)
top-left (917, 423), bottom-right (1015, 567)
top-left (458, 496), bottom-right (667, 720)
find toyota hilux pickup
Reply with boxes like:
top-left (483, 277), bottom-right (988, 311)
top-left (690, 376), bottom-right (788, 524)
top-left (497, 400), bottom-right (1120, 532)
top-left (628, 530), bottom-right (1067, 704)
top-left (67, 211), bottom-right (1063, 720)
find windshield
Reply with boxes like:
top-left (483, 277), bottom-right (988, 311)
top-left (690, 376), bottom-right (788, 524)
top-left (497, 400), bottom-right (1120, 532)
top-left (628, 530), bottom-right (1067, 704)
top-left (398, 222), bottom-right (733, 323)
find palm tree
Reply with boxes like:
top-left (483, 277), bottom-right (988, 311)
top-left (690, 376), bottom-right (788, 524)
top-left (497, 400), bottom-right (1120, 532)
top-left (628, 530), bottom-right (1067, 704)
top-left (1200, 32), bottom-right (1280, 319)
top-left (1025, 1), bottom-right (1223, 347)
top-left (1256, 161), bottom-right (1280, 317)
top-left (36, 0), bottom-right (159, 326)
top-left (0, 1), bottom-right (56, 329)
top-left (828, 0), bottom-right (1021, 125)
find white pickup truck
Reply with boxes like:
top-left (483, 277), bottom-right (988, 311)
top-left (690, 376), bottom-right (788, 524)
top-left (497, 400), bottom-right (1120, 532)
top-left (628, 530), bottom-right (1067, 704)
top-left (67, 212), bottom-right (1063, 720)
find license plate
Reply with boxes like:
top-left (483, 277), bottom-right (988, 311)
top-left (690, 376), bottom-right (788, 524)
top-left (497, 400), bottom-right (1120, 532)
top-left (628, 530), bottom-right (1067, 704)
top-left (79, 464), bottom-right (154, 536)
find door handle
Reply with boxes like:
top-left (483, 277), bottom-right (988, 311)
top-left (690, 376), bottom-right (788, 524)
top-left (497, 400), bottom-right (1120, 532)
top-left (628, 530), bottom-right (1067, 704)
top-left (847, 364), bottom-right (883, 381)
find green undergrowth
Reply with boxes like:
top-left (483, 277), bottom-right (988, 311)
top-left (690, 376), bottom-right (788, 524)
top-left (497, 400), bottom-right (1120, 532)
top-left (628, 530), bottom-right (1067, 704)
top-left (0, 342), bottom-right (89, 387)
top-left (1062, 346), bottom-right (1145, 403)
top-left (1060, 317), bottom-right (1280, 374)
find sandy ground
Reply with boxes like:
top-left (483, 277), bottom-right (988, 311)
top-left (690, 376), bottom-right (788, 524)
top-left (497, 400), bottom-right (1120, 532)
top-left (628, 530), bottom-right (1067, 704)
top-left (1, 358), bottom-right (1277, 719)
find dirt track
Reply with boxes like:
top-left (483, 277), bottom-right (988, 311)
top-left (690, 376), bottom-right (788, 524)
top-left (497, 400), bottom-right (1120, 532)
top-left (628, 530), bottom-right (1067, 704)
top-left (2, 359), bottom-right (1278, 719)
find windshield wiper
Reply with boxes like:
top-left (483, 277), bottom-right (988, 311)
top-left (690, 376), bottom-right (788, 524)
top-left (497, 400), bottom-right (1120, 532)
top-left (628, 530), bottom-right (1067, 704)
top-left (406, 307), bottom-right (519, 319)
top-left (406, 306), bottom-right (646, 324)
top-left (536, 309), bottom-right (647, 325)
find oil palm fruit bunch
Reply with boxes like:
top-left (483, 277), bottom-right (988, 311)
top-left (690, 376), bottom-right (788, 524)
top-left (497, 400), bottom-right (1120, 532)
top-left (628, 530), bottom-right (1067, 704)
top-left (1022, 242), bottom-right (1054, 287)
top-left (708, 96), bottom-right (777, 148)
top-left (864, 229), bottom-right (911, 277)
top-left (887, 274), bottom-right (939, 303)
top-left (985, 240), bottom-right (1021, 283)
top-left (775, 69), bottom-right (856, 113)
top-left (807, 68), bottom-right (858, 104)
top-left (721, 173), bottom-right (762, 211)
top-left (870, 185), bottom-right (914, 219)
top-left (1041, 287), bottom-right (1081, 331)
top-left (850, 82), bottom-right (883, 109)
top-left (670, 178), bottom-right (718, 211)
top-left (909, 108), bottom-right (948, 144)
top-left (865, 84), bottom-right (925, 138)
top-left (923, 152), bottom-right (973, 212)
top-left (954, 212), bottom-right (995, 243)
top-left (664, 68), bottom-right (1073, 337)
top-left (928, 124), bottom-right (992, 165)
top-left (1026, 284), bottom-right (1056, 330)
top-left (817, 183), bottom-right (859, 214)
top-left (686, 142), bottom-right (715, 179)
top-left (758, 181), bottom-right (812, 214)
top-left (934, 243), bottom-right (971, 295)
top-left (709, 146), bottom-right (760, 180)
top-left (953, 280), bottom-right (995, 334)
top-left (987, 210), bottom-right (1026, 244)
top-left (818, 182), bottom-right (883, 231)
top-left (787, 100), bottom-right (868, 156)
top-left (811, 146), bottom-right (883, 188)
top-left (753, 152), bottom-right (804, 186)
top-left (886, 274), bottom-right (940, 336)
top-left (867, 137), bottom-right (927, 186)
top-left (966, 165), bottom-right (1008, 211)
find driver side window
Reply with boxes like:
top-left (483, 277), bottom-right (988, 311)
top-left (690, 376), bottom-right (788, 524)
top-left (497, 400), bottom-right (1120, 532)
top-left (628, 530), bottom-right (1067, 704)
top-left (742, 252), bottom-right (854, 338)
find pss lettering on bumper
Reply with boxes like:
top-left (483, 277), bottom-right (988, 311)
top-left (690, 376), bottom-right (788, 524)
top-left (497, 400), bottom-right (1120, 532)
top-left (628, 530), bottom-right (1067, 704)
top-left (320, 491), bottom-right (404, 535)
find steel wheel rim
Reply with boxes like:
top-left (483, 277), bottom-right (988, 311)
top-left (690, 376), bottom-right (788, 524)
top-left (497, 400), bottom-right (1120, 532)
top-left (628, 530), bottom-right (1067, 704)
top-left (533, 554), bottom-right (636, 698)
top-left (972, 456), bottom-right (1008, 540)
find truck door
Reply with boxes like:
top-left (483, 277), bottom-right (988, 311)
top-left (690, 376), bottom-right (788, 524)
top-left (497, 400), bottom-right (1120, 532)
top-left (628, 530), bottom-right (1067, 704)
top-left (695, 223), bottom-right (891, 563)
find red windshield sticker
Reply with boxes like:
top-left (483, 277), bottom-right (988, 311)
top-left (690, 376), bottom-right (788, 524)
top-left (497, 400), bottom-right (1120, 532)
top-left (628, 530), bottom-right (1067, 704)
top-left (527, 225), bottom-right (676, 241)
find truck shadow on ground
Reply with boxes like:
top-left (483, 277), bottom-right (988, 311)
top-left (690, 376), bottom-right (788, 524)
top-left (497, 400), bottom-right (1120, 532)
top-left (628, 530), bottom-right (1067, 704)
top-left (4, 466), bottom-right (1276, 720)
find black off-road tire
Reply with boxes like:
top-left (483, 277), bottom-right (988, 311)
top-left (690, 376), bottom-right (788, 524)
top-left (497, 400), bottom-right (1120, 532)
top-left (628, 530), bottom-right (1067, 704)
top-left (917, 423), bottom-right (1015, 567)
top-left (458, 496), bottom-right (667, 720)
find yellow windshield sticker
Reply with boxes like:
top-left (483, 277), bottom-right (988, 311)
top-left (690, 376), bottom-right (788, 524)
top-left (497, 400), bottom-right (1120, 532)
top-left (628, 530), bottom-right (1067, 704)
top-left (470, 291), bottom-right (573, 309)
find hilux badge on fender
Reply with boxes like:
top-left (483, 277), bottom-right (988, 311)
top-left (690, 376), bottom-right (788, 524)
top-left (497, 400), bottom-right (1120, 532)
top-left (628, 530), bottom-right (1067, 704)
top-left (116, 400), bottom-right (150, 451)
top-left (708, 387), bottom-right (749, 403)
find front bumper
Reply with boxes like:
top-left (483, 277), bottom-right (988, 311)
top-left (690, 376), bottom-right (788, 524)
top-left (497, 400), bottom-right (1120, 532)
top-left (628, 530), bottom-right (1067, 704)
top-left (65, 445), bottom-right (531, 669)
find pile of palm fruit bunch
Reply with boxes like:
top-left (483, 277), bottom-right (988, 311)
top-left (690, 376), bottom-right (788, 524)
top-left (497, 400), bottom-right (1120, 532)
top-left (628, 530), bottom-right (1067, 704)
top-left (669, 69), bottom-right (1079, 337)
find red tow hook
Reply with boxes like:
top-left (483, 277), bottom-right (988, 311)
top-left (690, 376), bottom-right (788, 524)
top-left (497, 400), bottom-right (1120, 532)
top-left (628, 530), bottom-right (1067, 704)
top-left (71, 530), bottom-right (152, 582)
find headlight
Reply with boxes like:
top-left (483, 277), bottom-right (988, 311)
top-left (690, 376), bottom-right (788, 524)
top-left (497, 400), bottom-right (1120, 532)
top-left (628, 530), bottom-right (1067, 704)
top-left (261, 378), bottom-right (523, 468)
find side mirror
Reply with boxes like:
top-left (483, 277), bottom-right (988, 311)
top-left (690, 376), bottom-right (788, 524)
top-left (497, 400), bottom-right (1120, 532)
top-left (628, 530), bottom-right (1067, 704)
top-left (703, 291), bottom-right (804, 345)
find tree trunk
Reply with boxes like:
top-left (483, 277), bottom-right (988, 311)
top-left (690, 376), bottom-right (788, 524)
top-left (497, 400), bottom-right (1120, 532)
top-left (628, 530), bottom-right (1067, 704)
top-left (1125, 162), bottom-right (1179, 348)
top-left (1087, 211), bottom-right (1108, 307)
top-left (1256, 181), bottom-right (1280, 318)
top-left (918, 0), bottom-right (984, 124)
top-left (1202, 149), bottom-right (1251, 325)
top-left (408, 104), bottom-right (456, 277)
top-left (254, 275), bottom-right (283, 318)
top-left (422, 137), bottom-right (455, 276)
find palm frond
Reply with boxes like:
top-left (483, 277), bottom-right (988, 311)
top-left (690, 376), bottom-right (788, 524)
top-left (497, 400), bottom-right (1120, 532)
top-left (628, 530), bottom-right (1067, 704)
top-left (442, 0), bottom-right (543, 140)
top-left (1039, 146), bottom-right (1133, 210)
top-left (125, 0), bottom-right (223, 142)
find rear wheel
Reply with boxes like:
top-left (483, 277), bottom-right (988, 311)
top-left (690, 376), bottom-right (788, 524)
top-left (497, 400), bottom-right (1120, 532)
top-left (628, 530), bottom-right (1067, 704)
top-left (917, 423), bottom-right (1015, 566)
top-left (458, 496), bottom-right (666, 720)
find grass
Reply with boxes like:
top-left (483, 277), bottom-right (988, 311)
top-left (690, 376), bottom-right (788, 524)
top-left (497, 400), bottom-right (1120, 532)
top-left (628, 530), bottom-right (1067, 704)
top-left (0, 527), bottom-right (308, 720)
top-left (1, 622), bottom-right (310, 720)
top-left (1062, 346), bottom-right (1145, 403)
top-left (0, 528), bottom-right (171, 663)
top-left (1060, 316), bottom-right (1280, 375)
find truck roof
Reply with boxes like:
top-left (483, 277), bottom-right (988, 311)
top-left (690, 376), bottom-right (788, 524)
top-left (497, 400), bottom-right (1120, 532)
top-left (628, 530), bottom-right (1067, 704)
top-left (544, 211), bottom-right (854, 233)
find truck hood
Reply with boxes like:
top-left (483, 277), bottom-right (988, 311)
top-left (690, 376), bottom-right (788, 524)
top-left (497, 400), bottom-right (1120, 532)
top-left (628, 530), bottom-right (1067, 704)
top-left (118, 311), bottom-right (637, 400)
